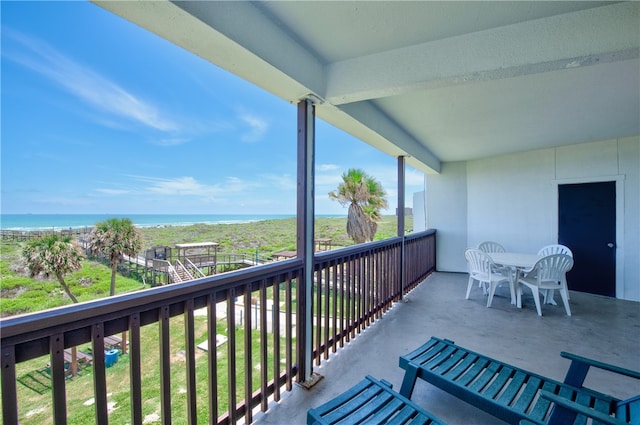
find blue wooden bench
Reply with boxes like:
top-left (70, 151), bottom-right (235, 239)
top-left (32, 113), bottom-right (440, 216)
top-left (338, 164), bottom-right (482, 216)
top-left (307, 375), bottom-right (448, 424)
top-left (399, 337), bottom-right (640, 425)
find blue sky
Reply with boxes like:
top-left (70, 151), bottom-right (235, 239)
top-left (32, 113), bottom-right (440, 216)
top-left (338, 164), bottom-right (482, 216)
top-left (1, 1), bottom-right (425, 215)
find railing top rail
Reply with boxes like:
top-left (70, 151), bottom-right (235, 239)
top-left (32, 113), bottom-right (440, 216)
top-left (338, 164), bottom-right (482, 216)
top-left (313, 229), bottom-right (435, 262)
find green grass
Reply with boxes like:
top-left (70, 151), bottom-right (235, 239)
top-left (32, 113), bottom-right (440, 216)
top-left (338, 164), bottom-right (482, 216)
top-left (1, 240), bottom-right (143, 316)
top-left (138, 215), bottom-right (412, 257)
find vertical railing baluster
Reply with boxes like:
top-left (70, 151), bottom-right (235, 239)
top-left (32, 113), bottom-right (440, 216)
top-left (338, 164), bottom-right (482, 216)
top-left (349, 256), bottom-right (356, 339)
top-left (315, 267), bottom-right (321, 364)
top-left (339, 260), bottom-right (345, 348)
top-left (227, 288), bottom-right (237, 424)
top-left (207, 292), bottom-right (219, 424)
top-left (50, 333), bottom-right (68, 425)
top-left (1, 345), bottom-right (18, 425)
top-left (366, 252), bottom-right (371, 325)
top-left (285, 273), bottom-right (293, 391)
top-left (378, 248), bottom-right (383, 310)
top-left (92, 323), bottom-right (108, 425)
top-left (184, 299), bottom-right (197, 425)
top-left (159, 306), bottom-right (171, 425)
top-left (244, 284), bottom-right (253, 425)
top-left (358, 254), bottom-right (364, 332)
top-left (365, 251), bottom-right (372, 324)
top-left (323, 264), bottom-right (330, 359)
top-left (129, 313), bottom-right (142, 425)
top-left (380, 248), bottom-right (386, 311)
top-left (331, 262), bottom-right (338, 353)
top-left (272, 276), bottom-right (281, 401)
top-left (260, 281), bottom-right (268, 412)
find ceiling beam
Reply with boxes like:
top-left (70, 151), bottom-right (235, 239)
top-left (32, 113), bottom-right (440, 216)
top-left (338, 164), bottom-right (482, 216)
top-left (317, 101), bottom-right (441, 174)
top-left (94, 1), bottom-right (325, 103)
top-left (325, 2), bottom-right (639, 105)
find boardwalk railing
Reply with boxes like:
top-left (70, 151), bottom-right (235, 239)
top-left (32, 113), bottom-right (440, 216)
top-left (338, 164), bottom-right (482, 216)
top-left (1, 228), bottom-right (92, 241)
top-left (1, 230), bottom-right (436, 425)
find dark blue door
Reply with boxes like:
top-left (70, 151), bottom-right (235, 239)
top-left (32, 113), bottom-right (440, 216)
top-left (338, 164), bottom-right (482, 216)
top-left (558, 182), bottom-right (616, 297)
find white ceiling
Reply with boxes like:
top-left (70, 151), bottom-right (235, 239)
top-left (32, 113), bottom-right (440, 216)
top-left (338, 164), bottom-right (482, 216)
top-left (96, 1), bottom-right (639, 174)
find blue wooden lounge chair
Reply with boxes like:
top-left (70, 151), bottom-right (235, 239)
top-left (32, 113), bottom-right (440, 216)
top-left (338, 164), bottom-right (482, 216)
top-left (399, 337), bottom-right (640, 425)
top-left (307, 375), bottom-right (448, 424)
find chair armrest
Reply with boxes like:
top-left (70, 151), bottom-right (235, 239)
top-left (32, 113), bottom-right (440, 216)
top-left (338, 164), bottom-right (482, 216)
top-left (561, 352), bottom-right (640, 380)
top-left (539, 391), bottom-right (628, 425)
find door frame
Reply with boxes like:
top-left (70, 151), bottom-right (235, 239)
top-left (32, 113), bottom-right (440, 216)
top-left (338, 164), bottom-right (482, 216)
top-left (551, 175), bottom-right (625, 299)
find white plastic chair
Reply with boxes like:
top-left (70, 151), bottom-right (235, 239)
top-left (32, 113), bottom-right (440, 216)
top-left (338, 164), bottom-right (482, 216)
top-left (465, 248), bottom-right (515, 307)
top-left (477, 241), bottom-right (512, 292)
top-left (477, 241), bottom-right (506, 253)
top-left (538, 244), bottom-right (573, 257)
top-left (537, 244), bottom-right (573, 303)
top-left (517, 254), bottom-right (574, 316)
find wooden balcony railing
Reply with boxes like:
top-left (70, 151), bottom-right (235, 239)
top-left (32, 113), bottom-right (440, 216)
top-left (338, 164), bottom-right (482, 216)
top-left (1, 230), bottom-right (435, 425)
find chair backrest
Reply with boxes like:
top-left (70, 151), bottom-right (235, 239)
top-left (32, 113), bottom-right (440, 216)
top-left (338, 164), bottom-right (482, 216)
top-left (538, 244), bottom-right (573, 257)
top-left (532, 254), bottom-right (574, 283)
top-left (477, 241), bottom-right (505, 253)
top-left (465, 248), bottom-right (493, 275)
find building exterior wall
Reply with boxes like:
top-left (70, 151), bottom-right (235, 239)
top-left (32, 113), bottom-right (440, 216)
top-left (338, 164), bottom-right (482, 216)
top-left (423, 161), bottom-right (467, 273)
top-left (413, 190), bottom-right (427, 232)
top-left (425, 136), bottom-right (640, 301)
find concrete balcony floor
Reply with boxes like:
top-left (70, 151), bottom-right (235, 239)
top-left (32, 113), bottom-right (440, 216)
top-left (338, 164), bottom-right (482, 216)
top-left (256, 272), bottom-right (640, 425)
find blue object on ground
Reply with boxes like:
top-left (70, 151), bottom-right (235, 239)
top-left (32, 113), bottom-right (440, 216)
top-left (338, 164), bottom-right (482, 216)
top-left (105, 349), bottom-right (119, 368)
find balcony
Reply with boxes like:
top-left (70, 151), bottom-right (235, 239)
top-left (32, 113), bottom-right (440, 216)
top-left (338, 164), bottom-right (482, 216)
top-left (3, 229), bottom-right (639, 425)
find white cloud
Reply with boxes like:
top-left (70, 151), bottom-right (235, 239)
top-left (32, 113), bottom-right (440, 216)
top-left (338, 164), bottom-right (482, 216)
top-left (4, 29), bottom-right (179, 132)
top-left (95, 188), bottom-right (130, 195)
top-left (120, 175), bottom-right (263, 200)
top-left (142, 176), bottom-right (212, 196)
top-left (152, 138), bottom-right (190, 147)
top-left (238, 111), bottom-right (268, 142)
top-left (315, 173), bottom-right (343, 187)
top-left (405, 168), bottom-right (425, 186)
top-left (260, 173), bottom-right (296, 191)
top-left (317, 163), bottom-right (339, 171)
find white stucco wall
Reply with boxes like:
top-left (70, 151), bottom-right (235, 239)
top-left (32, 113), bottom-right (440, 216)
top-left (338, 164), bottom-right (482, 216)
top-left (412, 190), bottom-right (427, 232)
top-left (423, 161), bottom-right (467, 272)
top-left (424, 136), bottom-right (640, 301)
top-left (618, 136), bottom-right (640, 301)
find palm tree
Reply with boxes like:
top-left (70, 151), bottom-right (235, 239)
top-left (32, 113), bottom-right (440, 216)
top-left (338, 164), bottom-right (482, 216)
top-left (329, 168), bottom-right (388, 244)
top-left (88, 217), bottom-right (142, 296)
top-left (23, 234), bottom-right (84, 303)
top-left (23, 234), bottom-right (86, 375)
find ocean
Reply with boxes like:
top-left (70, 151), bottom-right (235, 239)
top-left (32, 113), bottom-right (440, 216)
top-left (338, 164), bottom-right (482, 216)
top-left (0, 214), bottom-right (307, 231)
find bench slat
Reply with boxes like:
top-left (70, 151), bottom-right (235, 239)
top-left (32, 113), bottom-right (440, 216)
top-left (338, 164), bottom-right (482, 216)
top-left (443, 353), bottom-right (477, 381)
top-left (467, 362), bottom-right (501, 393)
top-left (528, 381), bottom-right (561, 421)
top-left (455, 357), bottom-right (489, 387)
top-left (326, 385), bottom-right (385, 423)
top-left (484, 367), bottom-right (515, 399)
top-left (497, 371), bottom-right (528, 406)
top-left (367, 399), bottom-right (410, 425)
top-left (437, 349), bottom-right (467, 376)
